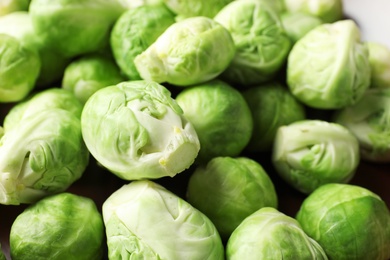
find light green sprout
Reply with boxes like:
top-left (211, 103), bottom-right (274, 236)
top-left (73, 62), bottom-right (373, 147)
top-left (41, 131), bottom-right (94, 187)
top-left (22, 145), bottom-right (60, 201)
top-left (103, 180), bottom-right (224, 260)
top-left (226, 207), bottom-right (328, 260)
top-left (81, 80), bottom-right (200, 180)
top-left (10, 193), bottom-right (104, 260)
top-left (134, 16), bottom-right (235, 86)
top-left (287, 19), bottom-right (371, 109)
top-left (0, 88), bottom-right (89, 205)
top-left (296, 183), bottom-right (390, 260)
top-left (214, 0), bottom-right (292, 87)
top-left (333, 88), bottom-right (390, 162)
top-left (272, 119), bottom-right (360, 194)
top-left (187, 156), bottom-right (278, 240)
top-left (175, 80), bottom-right (253, 163)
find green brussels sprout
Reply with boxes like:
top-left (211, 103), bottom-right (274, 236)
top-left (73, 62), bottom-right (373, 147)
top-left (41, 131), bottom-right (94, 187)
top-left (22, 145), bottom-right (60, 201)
top-left (287, 19), bottom-right (371, 109)
top-left (333, 88), bottom-right (390, 162)
top-left (62, 54), bottom-right (125, 104)
top-left (296, 183), bottom-right (390, 260)
top-left (134, 16), bottom-right (235, 86)
top-left (272, 120), bottom-right (360, 194)
top-left (0, 0), bottom-right (30, 16)
top-left (226, 207), bottom-right (328, 260)
top-left (214, 0), bottom-right (292, 87)
top-left (81, 80), bottom-right (200, 180)
top-left (283, 0), bottom-right (343, 23)
top-left (0, 11), bottom-right (71, 88)
top-left (163, 0), bottom-right (234, 19)
top-left (10, 192), bottom-right (104, 260)
top-left (281, 12), bottom-right (323, 43)
top-left (110, 4), bottom-right (175, 80)
top-left (0, 33), bottom-right (40, 103)
top-left (367, 42), bottom-right (390, 88)
top-left (29, 0), bottom-right (125, 58)
top-left (187, 157), bottom-right (278, 240)
top-left (243, 82), bottom-right (306, 152)
top-left (0, 88), bottom-right (89, 205)
top-left (103, 180), bottom-right (225, 260)
top-left (175, 80), bottom-right (253, 163)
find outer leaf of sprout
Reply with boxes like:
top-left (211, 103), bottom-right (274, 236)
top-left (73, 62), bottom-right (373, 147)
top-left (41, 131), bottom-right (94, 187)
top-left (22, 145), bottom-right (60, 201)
top-left (102, 180), bottom-right (224, 260)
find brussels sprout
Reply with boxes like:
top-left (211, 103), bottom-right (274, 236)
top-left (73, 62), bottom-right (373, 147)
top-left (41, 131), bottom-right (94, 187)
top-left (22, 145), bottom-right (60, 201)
top-left (214, 0), bottom-right (292, 87)
top-left (103, 180), bottom-right (224, 260)
top-left (367, 42), bottom-right (390, 88)
top-left (243, 82), bottom-right (306, 152)
top-left (0, 33), bottom-right (40, 103)
top-left (283, 0), bottom-right (343, 23)
top-left (134, 16), bottom-right (235, 86)
top-left (281, 12), bottom-right (323, 43)
top-left (0, 0), bottom-right (30, 16)
top-left (29, 0), bottom-right (125, 58)
top-left (110, 4), bottom-right (175, 80)
top-left (0, 11), bottom-right (71, 88)
top-left (175, 80), bottom-right (253, 163)
top-left (10, 192), bottom-right (104, 260)
top-left (163, 0), bottom-right (234, 19)
top-left (333, 88), bottom-right (390, 162)
top-left (187, 157), bottom-right (277, 240)
top-left (226, 207), bottom-right (328, 260)
top-left (81, 80), bottom-right (199, 180)
top-left (287, 20), bottom-right (371, 109)
top-left (62, 54), bottom-right (124, 104)
top-left (296, 183), bottom-right (390, 260)
top-left (272, 120), bottom-right (360, 194)
top-left (0, 89), bottom-right (89, 205)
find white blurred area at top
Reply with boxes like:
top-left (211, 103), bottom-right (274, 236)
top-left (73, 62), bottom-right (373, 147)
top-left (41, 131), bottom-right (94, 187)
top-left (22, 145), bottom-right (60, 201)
top-left (343, 0), bottom-right (390, 48)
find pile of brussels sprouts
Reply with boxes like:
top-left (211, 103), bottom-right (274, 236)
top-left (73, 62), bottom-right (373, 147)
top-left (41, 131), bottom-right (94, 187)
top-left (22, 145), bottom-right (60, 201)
top-left (1, 0), bottom-right (390, 259)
